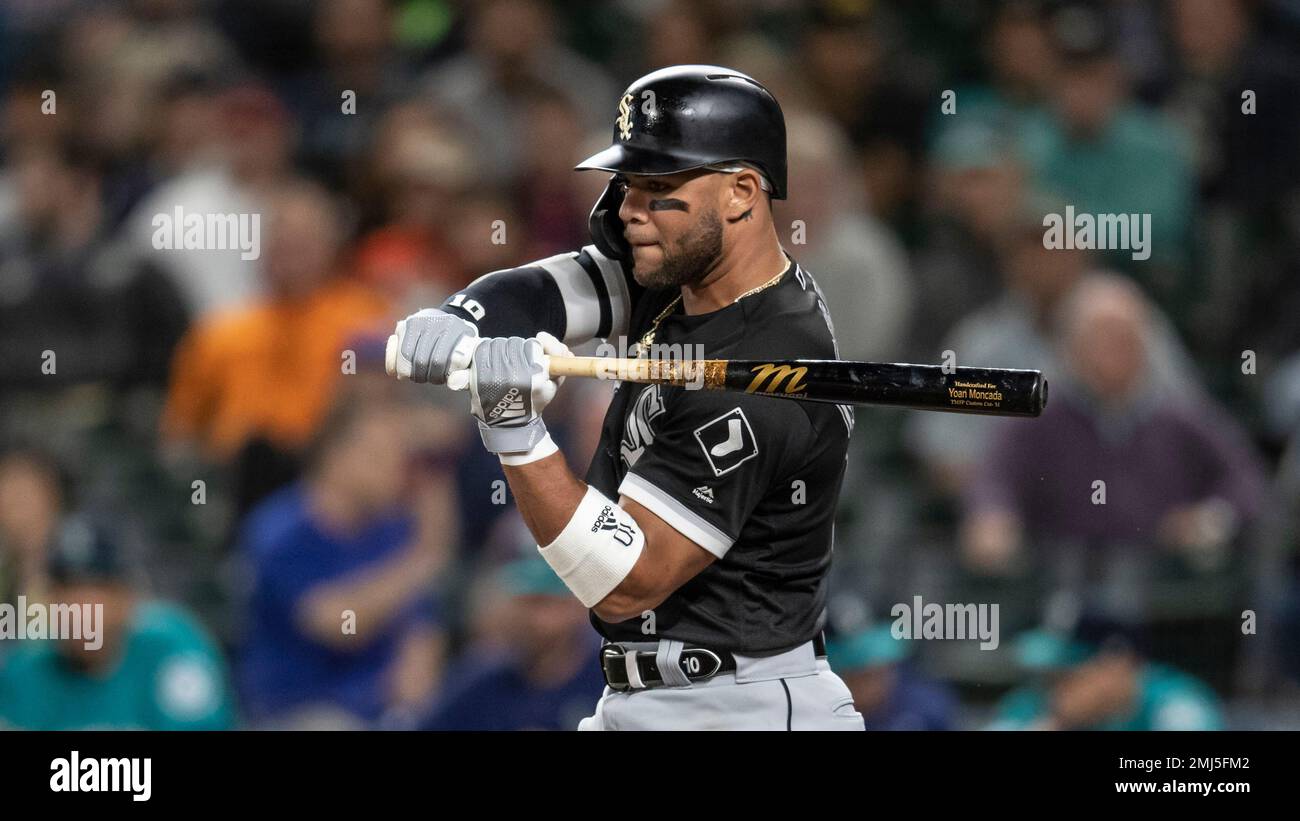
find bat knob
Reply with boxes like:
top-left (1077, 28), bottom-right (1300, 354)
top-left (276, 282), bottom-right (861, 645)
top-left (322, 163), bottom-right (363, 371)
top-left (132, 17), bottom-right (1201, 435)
top-left (385, 334), bottom-right (400, 378)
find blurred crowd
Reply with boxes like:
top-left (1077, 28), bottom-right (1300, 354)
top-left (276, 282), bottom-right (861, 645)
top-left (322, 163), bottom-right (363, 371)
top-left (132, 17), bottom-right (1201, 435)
top-left (1, 0), bottom-right (1298, 730)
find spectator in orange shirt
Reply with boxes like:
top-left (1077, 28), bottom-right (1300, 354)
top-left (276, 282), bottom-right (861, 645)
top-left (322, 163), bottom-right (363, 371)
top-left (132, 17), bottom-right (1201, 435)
top-left (162, 178), bottom-right (391, 514)
top-left (350, 102), bottom-right (475, 315)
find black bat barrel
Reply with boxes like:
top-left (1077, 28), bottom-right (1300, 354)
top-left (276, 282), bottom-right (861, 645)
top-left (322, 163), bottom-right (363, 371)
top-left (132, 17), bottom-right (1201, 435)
top-left (726, 361), bottom-right (1048, 417)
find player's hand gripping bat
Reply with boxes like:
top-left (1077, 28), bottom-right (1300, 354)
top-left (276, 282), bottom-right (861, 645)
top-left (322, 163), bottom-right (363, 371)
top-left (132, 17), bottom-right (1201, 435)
top-left (385, 335), bottom-right (1046, 417)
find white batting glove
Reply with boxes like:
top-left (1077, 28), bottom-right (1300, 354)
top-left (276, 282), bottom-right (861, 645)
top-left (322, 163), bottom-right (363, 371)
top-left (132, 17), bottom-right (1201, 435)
top-left (386, 308), bottom-right (481, 384)
top-left (465, 331), bottom-right (571, 461)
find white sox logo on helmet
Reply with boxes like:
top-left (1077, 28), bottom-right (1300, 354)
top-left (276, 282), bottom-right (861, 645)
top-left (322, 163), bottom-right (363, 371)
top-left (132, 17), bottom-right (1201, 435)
top-left (617, 92), bottom-right (635, 140)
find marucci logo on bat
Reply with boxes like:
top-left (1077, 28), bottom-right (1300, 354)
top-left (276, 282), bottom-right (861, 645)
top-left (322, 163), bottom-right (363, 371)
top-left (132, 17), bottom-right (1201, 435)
top-left (746, 363), bottom-right (808, 395)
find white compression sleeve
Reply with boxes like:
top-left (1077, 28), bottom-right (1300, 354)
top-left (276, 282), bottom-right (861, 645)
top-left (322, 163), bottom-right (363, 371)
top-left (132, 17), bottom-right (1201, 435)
top-left (538, 485), bottom-right (645, 608)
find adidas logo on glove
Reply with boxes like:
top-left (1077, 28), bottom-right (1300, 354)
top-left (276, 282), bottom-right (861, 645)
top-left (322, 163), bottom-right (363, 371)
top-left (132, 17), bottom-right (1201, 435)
top-left (489, 388), bottom-right (525, 420)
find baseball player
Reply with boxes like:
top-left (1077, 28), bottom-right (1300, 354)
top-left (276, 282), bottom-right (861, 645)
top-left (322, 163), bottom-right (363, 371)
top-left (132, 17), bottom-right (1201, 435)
top-left (390, 65), bottom-right (864, 730)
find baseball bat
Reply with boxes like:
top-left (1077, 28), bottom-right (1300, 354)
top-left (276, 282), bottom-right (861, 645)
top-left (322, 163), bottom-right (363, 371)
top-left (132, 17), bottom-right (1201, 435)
top-left (544, 356), bottom-right (1047, 417)
top-left (384, 335), bottom-right (1045, 416)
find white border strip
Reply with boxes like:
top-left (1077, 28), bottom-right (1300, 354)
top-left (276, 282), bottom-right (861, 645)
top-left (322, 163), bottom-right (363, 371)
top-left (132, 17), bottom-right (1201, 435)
top-left (537, 252), bottom-right (602, 343)
top-left (619, 472), bottom-right (734, 559)
top-left (585, 244), bottom-right (631, 341)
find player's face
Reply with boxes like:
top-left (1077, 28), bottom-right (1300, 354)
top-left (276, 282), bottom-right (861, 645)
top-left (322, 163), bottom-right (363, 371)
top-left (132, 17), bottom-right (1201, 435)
top-left (617, 170), bottom-right (724, 289)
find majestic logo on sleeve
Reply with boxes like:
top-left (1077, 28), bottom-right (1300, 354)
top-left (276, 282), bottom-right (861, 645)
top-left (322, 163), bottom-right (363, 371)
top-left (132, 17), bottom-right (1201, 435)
top-left (693, 407), bottom-right (758, 476)
top-left (617, 92), bottom-right (635, 140)
top-left (620, 385), bottom-right (666, 468)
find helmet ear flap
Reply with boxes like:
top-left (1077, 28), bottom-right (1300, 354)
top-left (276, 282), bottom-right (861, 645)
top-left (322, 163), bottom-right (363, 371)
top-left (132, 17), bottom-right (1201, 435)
top-left (588, 178), bottom-right (630, 261)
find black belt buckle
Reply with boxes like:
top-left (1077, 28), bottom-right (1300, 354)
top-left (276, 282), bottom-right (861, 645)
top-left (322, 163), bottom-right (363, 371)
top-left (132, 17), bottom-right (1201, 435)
top-left (599, 634), bottom-right (824, 692)
top-left (600, 643), bottom-right (728, 692)
top-left (600, 644), bottom-right (636, 692)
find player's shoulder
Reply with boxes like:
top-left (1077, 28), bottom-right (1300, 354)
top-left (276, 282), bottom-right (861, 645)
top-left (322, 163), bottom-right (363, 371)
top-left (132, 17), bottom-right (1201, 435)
top-left (737, 259), bottom-right (840, 360)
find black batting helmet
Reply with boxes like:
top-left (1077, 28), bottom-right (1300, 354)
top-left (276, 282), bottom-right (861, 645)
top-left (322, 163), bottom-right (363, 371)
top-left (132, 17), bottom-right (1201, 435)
top-left (576, 65), bottom-right (788, 260)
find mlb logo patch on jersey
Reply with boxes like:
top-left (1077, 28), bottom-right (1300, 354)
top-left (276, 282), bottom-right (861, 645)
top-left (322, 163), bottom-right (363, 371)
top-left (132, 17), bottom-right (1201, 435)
top-left (692, 407), bottom-right (758, 477)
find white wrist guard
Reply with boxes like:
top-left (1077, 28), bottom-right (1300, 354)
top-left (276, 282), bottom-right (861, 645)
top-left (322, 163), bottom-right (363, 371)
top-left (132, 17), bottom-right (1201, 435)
top-left (538, 486), bottom-right (645, 608)
top-left (497, 431), bottom-right (559, 466)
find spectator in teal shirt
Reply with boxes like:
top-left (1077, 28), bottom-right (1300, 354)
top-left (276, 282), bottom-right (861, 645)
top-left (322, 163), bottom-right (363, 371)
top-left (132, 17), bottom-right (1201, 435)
top-left (1017, 3), bottom-right (1195, 311)
top-left (929, 1), bottom-right (1059, 142)
top-left (0, 518), bottom-right (234, 730)
top-left (989, 614), bottom-right (1223, 731)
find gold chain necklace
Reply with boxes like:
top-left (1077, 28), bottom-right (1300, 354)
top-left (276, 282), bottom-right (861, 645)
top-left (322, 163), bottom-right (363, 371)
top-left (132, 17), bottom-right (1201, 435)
top-left (635, 259), bottom-right (791, 353)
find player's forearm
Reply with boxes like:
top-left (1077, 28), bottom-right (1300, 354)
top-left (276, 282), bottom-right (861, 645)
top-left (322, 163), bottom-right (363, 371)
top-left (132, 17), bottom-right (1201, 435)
top-left (503, 452), bottom-right (664, 620)
top-left (501, 452), bottom-right (589, 545)
top-left (589, 497), bottom-right (715, 622)
top-left (504, 457), bottom-right (705, 621)
top-left (587, 570), bottom-right (658, 623)
top-left (472, 335), bottom-right (649, 614)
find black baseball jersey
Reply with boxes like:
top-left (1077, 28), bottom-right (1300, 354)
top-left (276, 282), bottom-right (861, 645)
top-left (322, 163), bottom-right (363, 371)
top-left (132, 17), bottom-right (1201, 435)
top-left (585, 259), bottom-right (851, 654)
top-left (442, 245), bottom-right (852, 655)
